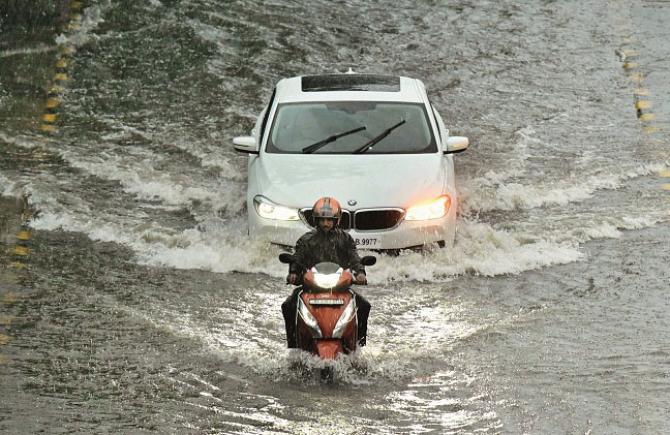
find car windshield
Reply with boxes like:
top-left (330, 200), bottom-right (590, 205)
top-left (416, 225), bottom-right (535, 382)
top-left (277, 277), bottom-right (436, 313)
top-left (266, 101), bottom-right (437, 154)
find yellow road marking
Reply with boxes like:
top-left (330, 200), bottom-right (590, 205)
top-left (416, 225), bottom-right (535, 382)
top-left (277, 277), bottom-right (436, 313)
top-left (54, 73), bottom-right (68, 82)
top-left (634, 88), bottom-right (649, 96)
top-left (40, 124), bottom-right (58, 133)
top-left (629, 72), bottom-right (644, 84)
top-left (635, 100), bottom-right (653, 110)
top-left (17, 230), bottom-right (31, 241)
top-left (56, 59), bottom-right (69, 69)
top-left (67, 22), bottom-right (81, 31)
top-left (661, 183), bottom-right (670, 191)
top-left (643, 126), bottom-right (659, 134)
top-left (12, 246), bottom-right (29, 256)
top-left (623, 49), bottom-right (638, 57)
top-left (659, 169), bottom-right (670, 178)
top-left (623, 62), bottom-right (638, 70)
top-left (639, 113), bottom-right (656, 122)
top-left (46, 98), bottom-right (60, 109)
top-left (0, 334), bottom-right (10, 346)
top-left (42, 113), bottom-right (57, 123)
top-left (8, 262), bottom-right (26, 270)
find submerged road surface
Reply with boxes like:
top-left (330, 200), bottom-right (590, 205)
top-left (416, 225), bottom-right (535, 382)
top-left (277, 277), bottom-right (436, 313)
top-left (1, 0), bottom-right (669, 433)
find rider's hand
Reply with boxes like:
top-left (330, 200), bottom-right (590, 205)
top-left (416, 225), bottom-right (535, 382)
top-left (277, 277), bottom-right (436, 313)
top-left (355, 272), bottom-right (367, 285)
top-left (287, 273), bottom-right (298, 285)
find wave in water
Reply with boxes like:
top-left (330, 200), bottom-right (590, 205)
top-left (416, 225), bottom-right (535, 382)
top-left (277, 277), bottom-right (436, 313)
top-left (0, 44), bottom-right (56, 58)
top-left (14, 158), bottom-right (664, 283)
top-left (463, 162), bottom-right (668, 213)
top-left (0, 171), bottom-right (19, 197)
top-left (54, 0), bottom-right (111, 48)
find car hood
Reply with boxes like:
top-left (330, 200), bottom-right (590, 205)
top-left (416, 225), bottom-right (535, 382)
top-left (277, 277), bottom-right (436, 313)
top-left (252, 154), bottom-right (448, 209)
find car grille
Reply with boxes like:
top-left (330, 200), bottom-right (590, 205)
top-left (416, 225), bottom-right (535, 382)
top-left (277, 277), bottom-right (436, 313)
top-left (300, 208), bottom-right (403, 231)
top-left (353, 209), bottom-right (404, 230)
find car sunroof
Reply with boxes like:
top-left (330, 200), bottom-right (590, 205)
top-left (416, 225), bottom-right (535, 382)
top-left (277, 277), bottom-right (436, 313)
top-left (301, 74), bottom-right (400, 92)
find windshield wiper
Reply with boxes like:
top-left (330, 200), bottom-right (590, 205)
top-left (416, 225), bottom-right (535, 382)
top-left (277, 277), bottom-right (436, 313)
top-left (352, 119), bottom-right (405, 154)
top-left (301, 126), bottom-right (366, 154)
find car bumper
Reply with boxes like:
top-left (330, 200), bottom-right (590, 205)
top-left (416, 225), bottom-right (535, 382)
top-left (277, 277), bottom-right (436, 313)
top-left (249, 206), bottom-right (456, 250)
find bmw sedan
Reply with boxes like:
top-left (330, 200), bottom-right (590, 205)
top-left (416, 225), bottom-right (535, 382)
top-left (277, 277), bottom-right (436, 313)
top-left (232, 73), bottom-right (469, 251)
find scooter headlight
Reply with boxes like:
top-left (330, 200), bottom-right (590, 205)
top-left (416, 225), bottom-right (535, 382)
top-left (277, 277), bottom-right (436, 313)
top-left (298, 299), bottom-right (322, 338)
top-left (312, 269), bottom-right (343, 289)
top-left (253, 196), bottom-right (300, 221)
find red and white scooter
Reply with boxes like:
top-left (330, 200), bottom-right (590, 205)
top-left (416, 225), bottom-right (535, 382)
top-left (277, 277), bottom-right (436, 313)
top-left (279, 253), bottom-right (375, 377)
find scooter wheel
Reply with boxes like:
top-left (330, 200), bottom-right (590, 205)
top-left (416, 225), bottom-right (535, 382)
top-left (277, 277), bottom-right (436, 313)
top-left (320, 367), bottom-right (334, 383)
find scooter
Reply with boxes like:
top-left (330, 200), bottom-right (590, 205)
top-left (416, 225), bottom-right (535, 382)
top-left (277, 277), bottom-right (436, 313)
top-left (279, 253), bottom-right (375, 378)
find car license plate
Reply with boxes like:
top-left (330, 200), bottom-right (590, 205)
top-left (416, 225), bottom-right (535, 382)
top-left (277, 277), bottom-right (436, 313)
top-left (355, 237), bottom-right (378, 248)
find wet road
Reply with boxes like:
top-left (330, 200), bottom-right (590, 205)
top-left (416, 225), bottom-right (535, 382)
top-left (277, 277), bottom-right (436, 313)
top-left (2, 0), bottom-right (669, 433)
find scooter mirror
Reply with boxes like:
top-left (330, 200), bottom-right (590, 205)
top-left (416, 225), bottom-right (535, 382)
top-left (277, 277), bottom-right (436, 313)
top-left (361, 256), bottom-right (376, 266)
top-left (278, 253), bottom-right (295, 264)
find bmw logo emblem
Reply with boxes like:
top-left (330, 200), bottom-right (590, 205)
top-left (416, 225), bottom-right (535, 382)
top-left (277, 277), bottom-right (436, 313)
top-left (348, 199), bottom-right (357, 206)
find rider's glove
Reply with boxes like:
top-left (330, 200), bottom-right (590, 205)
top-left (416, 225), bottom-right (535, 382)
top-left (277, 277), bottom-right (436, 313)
top-left (355, 272), bottom-right (367, 285)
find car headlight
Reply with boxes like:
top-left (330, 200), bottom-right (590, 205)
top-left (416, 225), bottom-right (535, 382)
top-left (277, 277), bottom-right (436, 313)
top-left (253, 195), bottom-right (300, 221)
top-left (405, 195), bottom-right (451, 220)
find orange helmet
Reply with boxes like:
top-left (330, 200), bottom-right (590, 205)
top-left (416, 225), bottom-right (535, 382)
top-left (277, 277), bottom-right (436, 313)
top-left (312, 197), bottom-right (342, 224)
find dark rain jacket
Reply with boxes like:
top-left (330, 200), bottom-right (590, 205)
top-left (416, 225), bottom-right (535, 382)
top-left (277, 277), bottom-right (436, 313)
top-left (289, 228), bottom-right (365, 276)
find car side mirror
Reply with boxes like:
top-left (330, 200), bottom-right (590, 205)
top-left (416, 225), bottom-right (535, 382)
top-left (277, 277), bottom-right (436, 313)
top-left (443, 136), bottom-right (469, 154)
top-left (233, 136), bottom-right (259, 154)
top-left (361, 256), bottom-right (376, 267)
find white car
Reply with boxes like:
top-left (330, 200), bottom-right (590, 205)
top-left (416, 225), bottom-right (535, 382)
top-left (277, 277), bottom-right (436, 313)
top-left (233, 73), bottom-right (469, 251)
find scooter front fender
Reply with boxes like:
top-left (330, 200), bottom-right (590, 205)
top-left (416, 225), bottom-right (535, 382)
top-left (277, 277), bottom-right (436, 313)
top-left (314, 339), bottom-right (343, 360)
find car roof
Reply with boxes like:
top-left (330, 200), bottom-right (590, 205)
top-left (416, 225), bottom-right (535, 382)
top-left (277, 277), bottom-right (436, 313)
top-left (275, 73), bottom-right (427, 104)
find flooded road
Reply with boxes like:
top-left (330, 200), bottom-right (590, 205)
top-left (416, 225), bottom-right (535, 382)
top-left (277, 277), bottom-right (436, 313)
top-left (2, 0), bottom-right (669, 433)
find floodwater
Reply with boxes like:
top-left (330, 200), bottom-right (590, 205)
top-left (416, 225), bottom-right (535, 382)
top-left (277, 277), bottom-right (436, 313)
top-left (1, 0), bottom-right (669, 433)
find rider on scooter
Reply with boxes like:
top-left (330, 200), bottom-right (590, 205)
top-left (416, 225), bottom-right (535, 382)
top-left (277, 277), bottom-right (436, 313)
top-left (282, 197), bottom-right (371, 348)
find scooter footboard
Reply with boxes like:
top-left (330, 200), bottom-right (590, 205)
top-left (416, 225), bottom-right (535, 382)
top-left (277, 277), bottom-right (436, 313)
top-left (315, 339), bottom-right (343, 360)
